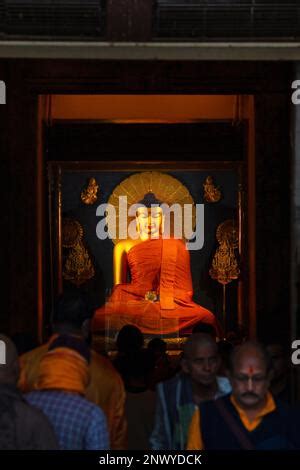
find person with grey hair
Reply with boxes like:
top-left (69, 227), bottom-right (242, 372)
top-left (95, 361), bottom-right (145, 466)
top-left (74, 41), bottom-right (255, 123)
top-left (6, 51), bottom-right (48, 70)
top-left (0, 334), bottom-right (58, 450)
top-left (150, 333), bottom-right (231, 450)
top-left (186, 341), bottom-right (300, 449)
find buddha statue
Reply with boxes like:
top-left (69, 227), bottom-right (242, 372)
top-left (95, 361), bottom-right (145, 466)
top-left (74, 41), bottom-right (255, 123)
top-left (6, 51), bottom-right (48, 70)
top-left (92, 193), bottom-right (221, 337)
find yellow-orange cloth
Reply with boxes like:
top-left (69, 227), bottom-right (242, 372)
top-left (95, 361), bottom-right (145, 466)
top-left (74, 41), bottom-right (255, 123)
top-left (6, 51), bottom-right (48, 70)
top-left (230, 392), bottom-right (276, 432)
top-left (19, 339), bottom-right (127, 450)
top-left (92, 238), bottom-right (221, 336)
top-left (35, 347), bottom-right (89, 396)
top-left (185, 392), bottom-right (276, 450)
top-left (186, 407), bottom-right (204, 450)
top-left (159, 238), bottom-right (177, 309)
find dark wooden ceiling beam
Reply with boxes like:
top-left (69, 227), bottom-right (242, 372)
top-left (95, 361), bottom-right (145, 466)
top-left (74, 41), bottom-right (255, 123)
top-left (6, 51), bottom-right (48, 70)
top-left (107, 0), bottom-right (152, 41)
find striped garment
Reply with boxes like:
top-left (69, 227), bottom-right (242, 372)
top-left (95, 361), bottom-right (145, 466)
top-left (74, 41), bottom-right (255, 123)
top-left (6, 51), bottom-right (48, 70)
top-left (150, 373), bottom-right (231, 450)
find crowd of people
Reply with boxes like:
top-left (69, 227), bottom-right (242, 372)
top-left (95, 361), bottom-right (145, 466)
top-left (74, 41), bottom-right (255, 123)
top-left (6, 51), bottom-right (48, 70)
top-left (0, 290), bottom-right (299, 450)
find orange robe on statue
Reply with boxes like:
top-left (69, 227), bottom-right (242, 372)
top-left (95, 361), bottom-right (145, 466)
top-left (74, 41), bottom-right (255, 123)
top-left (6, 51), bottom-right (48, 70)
top-left (92, 238), bottom-right (220, 336)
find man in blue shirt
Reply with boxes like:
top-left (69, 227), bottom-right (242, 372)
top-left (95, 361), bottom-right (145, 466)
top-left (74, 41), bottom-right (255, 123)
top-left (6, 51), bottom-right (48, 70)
top-left (26, 334), bottom-right (109, 450)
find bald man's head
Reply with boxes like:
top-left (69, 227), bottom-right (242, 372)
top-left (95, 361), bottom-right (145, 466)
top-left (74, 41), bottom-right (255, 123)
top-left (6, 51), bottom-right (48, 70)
top-left (183, 333), bottom-right (217, 360)
top-left (0, 334), bottom-right (20, 385)
top-left (182, 333), bottom-right (220, 387)
top-left (229, 341), bottom-right (272, 375)
top-left (228, 341), bottom-right (273, 410)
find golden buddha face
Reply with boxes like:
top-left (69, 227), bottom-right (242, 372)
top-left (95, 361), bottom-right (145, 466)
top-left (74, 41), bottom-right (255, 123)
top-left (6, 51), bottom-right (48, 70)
top-left (136, 206), bottom-right (163, 240)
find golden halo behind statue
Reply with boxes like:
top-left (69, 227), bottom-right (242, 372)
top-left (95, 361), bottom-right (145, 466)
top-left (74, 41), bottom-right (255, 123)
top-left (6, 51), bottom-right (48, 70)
top-left (107, 171), bottom-right (195, 244)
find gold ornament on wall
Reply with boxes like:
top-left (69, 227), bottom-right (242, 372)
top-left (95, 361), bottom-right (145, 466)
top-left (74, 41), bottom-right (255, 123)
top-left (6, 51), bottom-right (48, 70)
top-left (81, 177), bottom-right (99, 205)
top-left (203, 176), bottom-right (222, 203)
top-left (209, 219), bottom-right (240, 285)
top-left (62, 219), bottom-right (83, 248)
top-left (62, 218), bottom-right (95, 287)
top-left (209, 219), bottom-right (240, 333)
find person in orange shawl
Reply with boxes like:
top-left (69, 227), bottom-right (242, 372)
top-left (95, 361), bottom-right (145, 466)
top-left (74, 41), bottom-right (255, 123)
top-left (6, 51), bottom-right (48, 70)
top-left (19, 291), bottom-right (127, 449)
top-left (25, 334), bottom-right (109, 450)
top-left (92, 192), bottom-right (221, 337)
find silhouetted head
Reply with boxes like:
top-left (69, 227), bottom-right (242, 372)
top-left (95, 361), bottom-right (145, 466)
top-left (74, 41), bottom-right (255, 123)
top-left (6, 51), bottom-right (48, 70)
top-left (122, 349), bottom-right (155, 387)
top-left (147, 338), bottom-right (167, 359)
top-left (53, 289), bottom-right (93, 337)
top-left (116, 325), bottom-right (144, 354)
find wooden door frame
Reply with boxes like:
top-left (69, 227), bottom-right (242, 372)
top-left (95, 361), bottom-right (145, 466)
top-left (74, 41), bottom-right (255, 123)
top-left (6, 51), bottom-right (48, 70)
top-left (5, 59), bottom-right (291, 342)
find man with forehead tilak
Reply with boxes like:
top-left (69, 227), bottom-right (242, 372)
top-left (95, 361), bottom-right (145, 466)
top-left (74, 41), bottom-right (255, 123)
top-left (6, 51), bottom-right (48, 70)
top-left (187, 341), bottom-right (300, 450)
